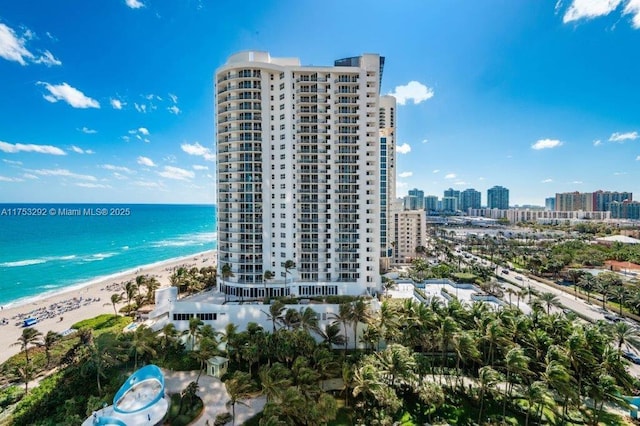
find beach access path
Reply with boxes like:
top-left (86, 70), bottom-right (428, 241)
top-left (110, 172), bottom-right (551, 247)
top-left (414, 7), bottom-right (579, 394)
top-left (0, 250), bottom-right (216, 365)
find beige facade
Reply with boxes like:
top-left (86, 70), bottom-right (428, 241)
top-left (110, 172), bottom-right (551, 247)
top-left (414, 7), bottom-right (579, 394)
top-left (392, 209), bottom-right (427, 264)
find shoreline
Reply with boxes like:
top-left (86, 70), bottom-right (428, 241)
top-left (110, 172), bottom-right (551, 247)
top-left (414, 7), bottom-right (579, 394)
top-left (1, 250), bottom-right (216, 311)
top-left (0, 250), bottom-right (216, 365)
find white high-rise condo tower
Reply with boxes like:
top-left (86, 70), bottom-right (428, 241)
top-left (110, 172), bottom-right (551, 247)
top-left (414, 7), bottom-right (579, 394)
top-left (216, 51), bottom-right (385, 300)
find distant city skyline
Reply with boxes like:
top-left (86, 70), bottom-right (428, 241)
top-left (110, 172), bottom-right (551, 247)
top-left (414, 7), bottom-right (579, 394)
top-left (0, 1), bottom-right (639, 204)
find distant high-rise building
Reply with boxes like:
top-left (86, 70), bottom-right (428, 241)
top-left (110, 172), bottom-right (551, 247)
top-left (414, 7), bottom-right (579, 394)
top-left (555, 190), bottom-right (632, 212)
top-left (379, 95), bottom-right (396, 260)
top-left (425, 195), bottom-right (438, 212)
top-left (443, 188), bottom-right (460, 207)
top-left (592, 190), bottom-right (632, 211)
top-left (487, 186), bottom-right (509, 210)
top-left (608, 201), bottom-right (640, 219)
top-left (442, 196), bottom-right (458, 212)
top-left (460, 188), bottom-right (481, 211)
top-left (545, 197), bottom-right (556, 211)
top-left (216, 51), bottom-right (384, 299)
top-left (408, 188), bottom-right (425, 209)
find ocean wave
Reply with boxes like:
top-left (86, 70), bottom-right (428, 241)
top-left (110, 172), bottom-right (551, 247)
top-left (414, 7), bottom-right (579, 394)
top-left (0, 259), bottom-right (47, 267)
top-left (150, 232), bottom-right (217, 248)
top-left (82, 252), bottom-right (118, 262)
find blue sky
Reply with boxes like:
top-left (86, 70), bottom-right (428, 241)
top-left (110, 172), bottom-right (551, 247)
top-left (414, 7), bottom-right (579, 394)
top-left (0, 0), bottom-right (639, 205)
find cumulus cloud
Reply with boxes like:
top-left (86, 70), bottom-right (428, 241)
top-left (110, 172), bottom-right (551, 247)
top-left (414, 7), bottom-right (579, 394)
top-left (398, 171), bottom-right (413, 178)
top-left (542, 178), bottom-right (553, 183)
top-left (158, 166), bottom-right (194, 181)
top-left (563, 0), bottom-right (622, 23)
top-left (137, 156), bottom-right (156, 167)
top-left (138, 127), bottom-right (150, 136)
top-left (532, 139), bottom-right (563, 150)
top-left (168, 105), bottom-right (181, 115)
top-left (609, 131), bottom-right (638, 142)
top-left (181, 142), bottom-right (215, 161)
top-left (624, 0), bottom-right (640, 28)
top-left (78, 127), bottom-right (97, 134)
top-left (445, 173), bottom-right (456, 179)
top-left (125, 0), bottom-right (145, 8)
top-left (29, 168), bottom-right (96, 181)
top-left (110, 98), bottom-right (124, 110)
top-left (0, 23), bottom-right (61, 66)
top-left (593, 139), bottom-right (602, 146)
top-left (396, 143), bottom-right (411, 154)
top-left (70, 145), bottom-right (94, 154)
top-left (636, 155), bottom-right (640, 161)
top-left (38, 82), bottom-right (100, 108)
top-left (192, 165), bottom-right (209, 171)
top-left (388, 81), bottom-right (435, 105)
top-left (0, 141), bottom-right (66, 155)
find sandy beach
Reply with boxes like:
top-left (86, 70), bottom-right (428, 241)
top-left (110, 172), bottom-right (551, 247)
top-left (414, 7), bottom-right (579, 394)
top-left (0, 250), bottom-right (216, 365)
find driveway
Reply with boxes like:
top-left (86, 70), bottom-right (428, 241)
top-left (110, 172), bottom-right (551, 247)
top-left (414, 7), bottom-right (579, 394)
top-left (162, 369), bottom-right (265, 425)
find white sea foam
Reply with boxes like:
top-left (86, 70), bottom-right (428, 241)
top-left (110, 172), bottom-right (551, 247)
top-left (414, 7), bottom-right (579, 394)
top-left (0, 259), bottom-right (47, 267)
top-left (82, 252), bottom-right (118, 262)
top-left (150, 232), bottom-right (217, 248)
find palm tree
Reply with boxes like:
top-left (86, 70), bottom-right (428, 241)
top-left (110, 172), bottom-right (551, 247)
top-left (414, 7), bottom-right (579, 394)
top-left (350, 300), bottom-right (370, 350)
top-left (262, 300), bottom-right (285, 332)
top-left (12, 327), bottom-right (42, 367)
top-left (43, 330), bottom-right (61, 368)
top-left (319, 322), bottom-right (346, 349)
top-left (477, 366), bottom-right (501, 425)
top-left (538, 292), bottom-right (560, 315)
top-left (105, 293), bottom-right (123, 317)
top-left (612, 321), bottom-right (640, 352)
top-left (589, 374), bottom-right (629, 426)
top-left (330, 303), bottom-right (353, 354)
top-left (284, 259), bottom-right (295, 297)
top-left (143, 276), bottom-right (160, 303)
top-left (298, 307), bottom-right (320, 335)
top-left (225, 371), bottom-right (254, 425)
top-left (611, 285), bottom-right (628, 316)
top-left (14, 365), bottom-right (33, 394)
top-left (129, 325), bottom-right (157, 369)
top-left (82, 334), bottom-right (119, 396)
top-left (124, 280), bottom-right (138, 307)
top-left (184, 316), bottom-right (204, 350)
top-left (578, 273), bottom-right (596, 304)
top-left (566, 269), bottom-right (584, 298)
top-left (263, 270), bottom-right (275, 301)
top-left (502, 346), bottom-right (531, 417)
top-left (221, 263), bottom-right (234, 301)
top-left (259, 363), bottom-right (291, 403)
top-left (523, 381), bottom-right (553, 426)
top-left (452, 331), bottom-right (481, 387)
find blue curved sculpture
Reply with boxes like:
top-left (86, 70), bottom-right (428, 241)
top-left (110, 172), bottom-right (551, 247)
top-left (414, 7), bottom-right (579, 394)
top-left (112, 364), bottom-right (165, 415)
top-left (94, 417), bottom-right (127, 426)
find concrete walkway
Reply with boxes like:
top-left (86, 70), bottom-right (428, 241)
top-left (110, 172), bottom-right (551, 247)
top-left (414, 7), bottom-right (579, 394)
top-left (162, 369), bottom-right (265, 425)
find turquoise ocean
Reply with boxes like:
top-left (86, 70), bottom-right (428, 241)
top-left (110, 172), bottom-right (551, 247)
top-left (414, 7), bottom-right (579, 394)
top-left (0, 204), bottom-right (216, 308)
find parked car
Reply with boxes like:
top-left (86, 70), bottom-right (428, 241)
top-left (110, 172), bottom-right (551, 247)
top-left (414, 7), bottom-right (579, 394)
top-left (515, 276), bottom-right (523, 281)
top-left (502, 270), bottom-right (509, 274)
top-left (623, 351), bottom-right (640, 364)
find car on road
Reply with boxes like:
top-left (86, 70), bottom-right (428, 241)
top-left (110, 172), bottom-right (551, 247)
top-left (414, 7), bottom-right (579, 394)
top-left (604, 314), bottom-right (622, 322)
top-left (515, 276), bottom-right (523, 281)
top-left (502, 270), bottom-right (509, 274)
top-left (622, 351), bottom-right (640, 364)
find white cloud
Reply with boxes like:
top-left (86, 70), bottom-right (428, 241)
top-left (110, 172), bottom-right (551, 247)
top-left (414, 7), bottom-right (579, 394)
top-left (609, 131), bottom-right (638, 142)
top-left (38, 82), bottom-right (100, 108)
top-left (138, 127), bottom-right (150, 135)
top-left (422, 139), bottom-right (429, 144)
top-left (0, 175), bottom-right (23, 182)
top-left (542, 178), bottom-right (553, 183)
top-left (432, 169), bottom-right (440, 174)
top-left (134, 103), bottom-right (147, 113)
top-left (532, 138), bottom-right (563, 150)
top-left (0, 23), bottom-right (61, 66)
top-left (192, 165), bottom-right (209, 171)
top-left (453, 180), bottom-right (468, 186)
top-left (137, 156), bottom-right (156, 167)
top-left (168, 105), bottom-right (181, 115)
top-left (624, 0), bottom-right (640, 28)
top-left (396, 182), bottom-right (408, 190)
top-left (125, 0), bottom-right (145, 8)
top-left (23, 173), bottom-right (38, 179)
top-left (614, 171), bottom-right (628, 175)
top-left (110, 98), bottom-right (124, 110)
top-left (34, 50), bottom-right (61, 67)
top-left (388, 81), bottom-right (435, 105)
top-left (445, 173), bottom-right (456, 179)
top-left (593, 139), bottom-right (602, 146)
top-left (70, 145), bottom-right (94, 154)
top-left (0, 141), bottom-right (66, 155)
top-left (134, 180), bottom-right (162, 188)
top-left (158, 166), bottom-right (194, 181)
top-left (572, 180), bottom-right (584, 184)
top-left (636, 156), bottom-right (640, 161)
top-left (169, 93), bottom-right (178, 103)
top-left (3, 159), bottom-right (22, 166)
top-left (396, 143), bottom-right (411, 154)
top-left (181, 142), bottom-right (215, 161)
top-left (398, 171), bottom-right (413, 178)
top-left (101, 164), bottom-right (133, 173)
top-left (563, 0), bottom-right (622, 23)
top-left (30, 168), bottom-right (96, 181)
top-left (77, 183), bottom-right (111, 189)
top-left (78, 127), bottom-right (97, 134)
